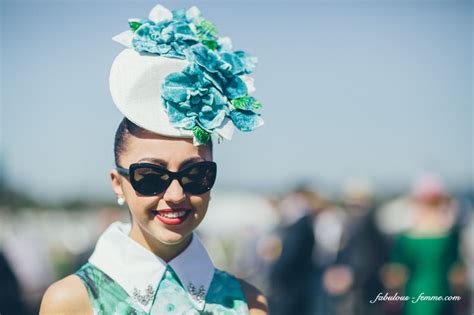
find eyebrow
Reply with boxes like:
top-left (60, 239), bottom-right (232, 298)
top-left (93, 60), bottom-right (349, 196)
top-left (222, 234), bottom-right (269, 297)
top-left (137, 156), bottom-right (205, 169)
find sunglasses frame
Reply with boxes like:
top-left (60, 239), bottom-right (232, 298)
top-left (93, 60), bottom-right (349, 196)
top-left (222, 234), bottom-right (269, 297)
top-left (116, 161), bottom-right (217, 196)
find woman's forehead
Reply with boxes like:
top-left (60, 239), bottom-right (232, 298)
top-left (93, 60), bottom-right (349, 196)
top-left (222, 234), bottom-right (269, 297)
top-left (123, 132), bottom-right (211, 165)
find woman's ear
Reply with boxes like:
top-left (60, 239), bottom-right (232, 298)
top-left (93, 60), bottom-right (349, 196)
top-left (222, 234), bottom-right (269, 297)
top-left (110, 169), bottom-right (125, 198)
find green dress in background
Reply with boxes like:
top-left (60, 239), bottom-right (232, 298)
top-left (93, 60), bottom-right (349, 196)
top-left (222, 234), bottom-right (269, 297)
top-left (75, 262), bottom-right (249, 315)
top-left (391, 230), bottom-right (460, 315)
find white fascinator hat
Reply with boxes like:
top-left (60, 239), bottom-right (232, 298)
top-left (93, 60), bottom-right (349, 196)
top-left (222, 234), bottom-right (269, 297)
top-left (109, 4), bottom-right (264, 145)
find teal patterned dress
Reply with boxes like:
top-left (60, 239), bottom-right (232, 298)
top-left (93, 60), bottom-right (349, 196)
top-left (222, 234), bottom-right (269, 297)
top-left (75, 262), bottom-right (249, 315)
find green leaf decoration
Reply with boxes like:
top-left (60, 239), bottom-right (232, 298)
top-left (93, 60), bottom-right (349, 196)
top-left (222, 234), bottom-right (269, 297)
top-left (231, 96), bottom-right (262, 111)
top-left (192, 125), bottom-right (211, 144)
top-left (128, 19), bottom-right (143, 32)
top-left (202, 39), bottom-right (219, 50)
top-left (197, 19), bottom-right (218, 40)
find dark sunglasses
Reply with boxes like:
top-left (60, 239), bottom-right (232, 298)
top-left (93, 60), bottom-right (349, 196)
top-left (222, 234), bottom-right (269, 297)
top-left (116, 161), bottom-right (217, 196)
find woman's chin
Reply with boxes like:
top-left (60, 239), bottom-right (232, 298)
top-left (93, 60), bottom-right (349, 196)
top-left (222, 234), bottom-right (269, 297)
top-left (156, 230), bottom-right (188, 245)
top-left (150, 223), bottom-right (191, 246)
top-left (150, 210), bottom-right (201, 243)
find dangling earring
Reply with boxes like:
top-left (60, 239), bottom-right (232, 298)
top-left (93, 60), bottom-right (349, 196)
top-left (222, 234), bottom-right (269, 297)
top-left (117, 196), bottom-right (125, 206)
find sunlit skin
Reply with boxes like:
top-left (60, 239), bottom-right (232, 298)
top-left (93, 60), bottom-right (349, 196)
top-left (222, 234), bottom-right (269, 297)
top-left (110, 130), bottom-right (212, 262)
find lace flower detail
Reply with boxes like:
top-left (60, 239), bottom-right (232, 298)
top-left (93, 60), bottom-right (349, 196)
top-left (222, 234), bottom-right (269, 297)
top-left (162, 61), bottom-right (228, 144)
top-left (129, 5), bottom-right (220, 58)
top-left (131, 19), bottom-right (198, 59)
top-left (162, 44), bottom-right (263, 144)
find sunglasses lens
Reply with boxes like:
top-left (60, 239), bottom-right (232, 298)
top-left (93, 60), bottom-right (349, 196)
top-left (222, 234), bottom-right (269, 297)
top-left (132, 166), bottom-right (169, 196)
top-left (181, 162), bottom-right (216, 195)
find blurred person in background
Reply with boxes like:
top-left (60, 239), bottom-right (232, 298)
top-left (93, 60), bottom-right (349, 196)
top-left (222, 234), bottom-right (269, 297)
top-left (40, 3), bottom-right (268, 314)
top-left (383, 174), bottom-right (467, 315)
top-left (0, 250), bottom-right (28, 315)
top-left (1, 219), bottom-right (55, 315)
top-left (268, 187), bottom-right (325, 315)
top-left (458, 205), bottom-right (473, 314)
top-left (335, 177), bottom-right (388, 315)
top-left (311, 194), bottom-right (352, 315)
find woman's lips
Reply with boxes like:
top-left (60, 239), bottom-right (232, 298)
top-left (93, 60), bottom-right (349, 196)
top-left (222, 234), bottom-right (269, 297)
top-left (153, 208), bottom-right (193, 225)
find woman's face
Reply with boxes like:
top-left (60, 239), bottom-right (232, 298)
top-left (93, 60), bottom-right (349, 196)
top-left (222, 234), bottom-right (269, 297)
top-left (110, 131), bottom-right (212, 247)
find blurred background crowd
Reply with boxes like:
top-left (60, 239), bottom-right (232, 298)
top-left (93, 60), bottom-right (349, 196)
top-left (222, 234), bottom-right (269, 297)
top-left (0, 173), bottom-right (472, 315)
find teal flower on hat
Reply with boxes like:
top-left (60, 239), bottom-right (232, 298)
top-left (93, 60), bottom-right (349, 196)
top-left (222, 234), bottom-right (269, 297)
top-left (161, 44), bottom-right (263, 144)
top-left (191, 45), bottom-right (248, 100)
top-left (120, 4), bottom-right (264, 145)
top-left (131, 19), bottom-right (199, 59)
top-left (229, 105), bottom-right (263, 132)
top-left (129, 5), bottom-right (220, 59)
top-left (162, 61), bottom-right (229, 144)
top-left (174, 6), bottom-right (220, 50)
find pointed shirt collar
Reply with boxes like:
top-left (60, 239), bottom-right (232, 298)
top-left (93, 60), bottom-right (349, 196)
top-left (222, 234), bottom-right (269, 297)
top-left (88, 221), bottom-right (215, 313)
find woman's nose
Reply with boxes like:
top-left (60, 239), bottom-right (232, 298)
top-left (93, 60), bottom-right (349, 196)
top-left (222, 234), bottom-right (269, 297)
top-left (163, 179), bottom-right (186, 204)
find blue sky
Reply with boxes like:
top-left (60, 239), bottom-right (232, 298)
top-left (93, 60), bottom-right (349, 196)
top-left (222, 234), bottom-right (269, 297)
top-left (1, 0), bottom-right (472, 202)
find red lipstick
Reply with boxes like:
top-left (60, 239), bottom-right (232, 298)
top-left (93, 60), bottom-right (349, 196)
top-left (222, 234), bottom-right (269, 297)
top-left (154, 208), bottom-right (192, 225)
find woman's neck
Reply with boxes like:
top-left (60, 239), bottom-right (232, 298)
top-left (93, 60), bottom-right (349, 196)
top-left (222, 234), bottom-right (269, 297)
top-left (128, 224), bottom-right (193, 262)
top-left (412, 203), bottom-right (454, 234)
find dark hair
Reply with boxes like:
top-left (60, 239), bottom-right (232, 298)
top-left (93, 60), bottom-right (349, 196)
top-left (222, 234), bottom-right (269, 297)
top-left (114, 118), bottom-right (213, 166)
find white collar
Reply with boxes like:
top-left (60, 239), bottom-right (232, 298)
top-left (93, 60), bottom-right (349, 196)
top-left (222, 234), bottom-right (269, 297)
top-left (88, 221), bottom-right (215, 312)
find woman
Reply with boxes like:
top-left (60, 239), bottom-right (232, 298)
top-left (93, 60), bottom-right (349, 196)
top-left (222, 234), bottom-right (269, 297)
top-left (384, 174), bottom-right (463, 315)
top-left (40, 4), bottom-right (267, 314)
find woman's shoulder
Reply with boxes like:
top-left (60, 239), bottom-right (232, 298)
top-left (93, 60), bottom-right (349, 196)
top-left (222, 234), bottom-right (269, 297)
top-left (210, 269), bottom-right (268, 314)
top-left (237, 278), bottom-right (269, 315)
top-left (39, 274), bottom-right (93, 315)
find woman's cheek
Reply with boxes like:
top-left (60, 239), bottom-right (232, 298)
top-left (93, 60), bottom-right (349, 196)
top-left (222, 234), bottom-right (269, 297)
top-left (128, 196), bottom-right (158, 219)
top-left (190, 195), bottom-right (210, 217)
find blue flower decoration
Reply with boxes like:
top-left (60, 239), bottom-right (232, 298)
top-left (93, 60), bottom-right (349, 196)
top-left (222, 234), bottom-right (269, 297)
top-left (127, 5), bottom-right (263, 144)
top-left (130, 6), bottom-right (219, 59)
top-left (162, 44), bottom-right (263, 143)
top-left (132, 19), bottom-right (199, 59)
top-left (162, 62), bottom-right (228, 132)
top-left (191, 45), bottom-right (248, 100)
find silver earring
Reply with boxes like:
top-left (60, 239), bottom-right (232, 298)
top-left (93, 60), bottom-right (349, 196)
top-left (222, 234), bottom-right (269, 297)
top-left (117, 197), bottom-right (125, 206)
